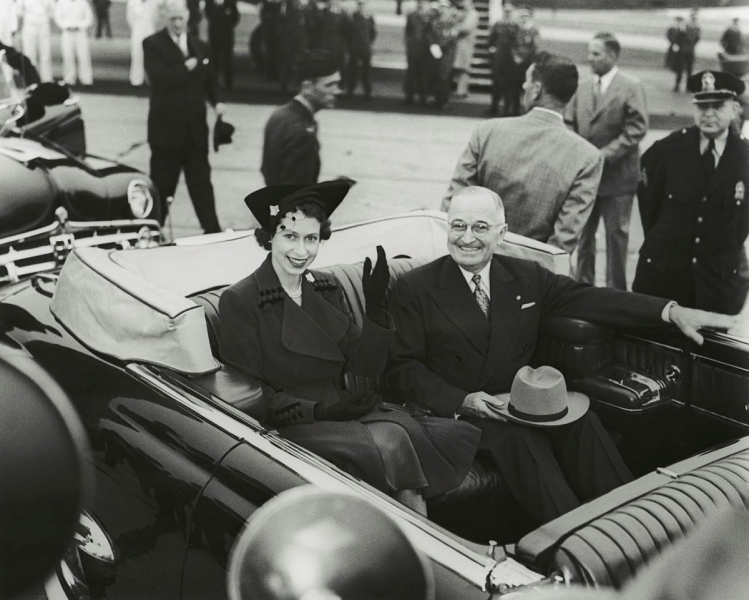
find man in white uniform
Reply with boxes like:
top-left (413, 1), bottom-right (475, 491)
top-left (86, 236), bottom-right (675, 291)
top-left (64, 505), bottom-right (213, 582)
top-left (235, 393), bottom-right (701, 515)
top-left (0, 0), bottom-right (19, 46)
top-left (54, 0), bottom-right (94, 85)
top-left (18, 0), bottom-right (55, 82)
top-left (127, 0), bottom-right (161, 86)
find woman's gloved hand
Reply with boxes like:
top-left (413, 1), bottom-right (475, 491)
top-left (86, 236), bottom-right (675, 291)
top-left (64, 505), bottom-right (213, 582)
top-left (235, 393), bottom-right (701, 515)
top-left (315, 390), bottom-right (377, 422)
top-left (362, 245), bottom-right (390, 327)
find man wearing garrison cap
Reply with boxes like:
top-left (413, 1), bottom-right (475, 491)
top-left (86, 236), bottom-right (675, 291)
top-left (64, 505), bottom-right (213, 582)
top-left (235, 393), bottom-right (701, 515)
top-left (261, 51), bottom-right (341, 187)
top-left (634, 70), bottom-right (749, 314)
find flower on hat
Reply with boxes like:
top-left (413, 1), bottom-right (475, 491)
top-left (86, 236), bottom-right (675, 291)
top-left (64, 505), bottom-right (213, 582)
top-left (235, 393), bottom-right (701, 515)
top-left (269, 205), bottom-right (280, 216)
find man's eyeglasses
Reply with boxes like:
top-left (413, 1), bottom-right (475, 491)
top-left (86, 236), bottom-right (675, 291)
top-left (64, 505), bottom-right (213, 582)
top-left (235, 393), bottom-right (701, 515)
top-left (449, 221), bottom-right (499, 238)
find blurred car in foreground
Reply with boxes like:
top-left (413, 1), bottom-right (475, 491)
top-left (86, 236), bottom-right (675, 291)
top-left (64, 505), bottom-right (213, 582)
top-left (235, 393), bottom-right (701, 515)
top-left (2, 211), bottom-right (747, 599)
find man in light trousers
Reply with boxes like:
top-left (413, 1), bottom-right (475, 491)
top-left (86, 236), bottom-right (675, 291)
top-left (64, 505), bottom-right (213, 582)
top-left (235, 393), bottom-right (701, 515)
top-left (18, 0), bottom-right (55, 82)
top-left (127, 0), bottom-right (161, 86)
top-left (54, 0), bottom-right (94, 86)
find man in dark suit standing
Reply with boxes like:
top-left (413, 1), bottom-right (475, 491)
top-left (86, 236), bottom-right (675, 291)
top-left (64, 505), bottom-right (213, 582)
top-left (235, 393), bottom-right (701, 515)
top-left (566, 32), bottom-right (648, 290)
top-left (205, 0), bottom-right (240, 90)
top-left (387, 186), bottom-right (736, 526)
top-left (634, 71), bottom-right (749, 315)
top-left (144, 0), bottom-right (224, 233)
top-left (261, 52), bottom-right (340, 186)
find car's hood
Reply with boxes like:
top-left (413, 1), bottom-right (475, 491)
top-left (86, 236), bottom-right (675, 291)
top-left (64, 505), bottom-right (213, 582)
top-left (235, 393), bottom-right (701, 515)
top-left (0, 137), bottom-right (150, 225)
top-left (0, 147), bottom-right (57, 238)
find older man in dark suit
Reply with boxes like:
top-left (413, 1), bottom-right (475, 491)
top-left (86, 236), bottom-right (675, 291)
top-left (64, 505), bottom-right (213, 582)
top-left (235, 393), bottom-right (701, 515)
top-left (144, 0), bottom-right (224, 232)
top-left (566, 32), bottom-right (649, 290)
top-left (634, 71), bottom-right (749, 315)
top-left (387, 186), bottom-right (736, 526)
top-left (444, 52), bottom-right (603, 255)
top-left (261, 52), bottom-right (340, 186)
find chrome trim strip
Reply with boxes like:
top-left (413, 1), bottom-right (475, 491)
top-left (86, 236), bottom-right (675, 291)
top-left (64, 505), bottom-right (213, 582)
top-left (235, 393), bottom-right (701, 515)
top-left (689, 353), bottom-right (749, 375)
top-left (671, 400), bottom-right (749, 429)
top-left (126, 363), bottom-right (504, 590)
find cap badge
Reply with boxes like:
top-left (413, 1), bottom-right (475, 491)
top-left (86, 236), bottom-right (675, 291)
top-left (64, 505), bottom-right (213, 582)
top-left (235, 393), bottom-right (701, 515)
top-left (701, 72), bottom-right (715, 92)
top-left (269, 205), bottom-right (280, 216)
top-left (735, 182), bottom-right (745, 202)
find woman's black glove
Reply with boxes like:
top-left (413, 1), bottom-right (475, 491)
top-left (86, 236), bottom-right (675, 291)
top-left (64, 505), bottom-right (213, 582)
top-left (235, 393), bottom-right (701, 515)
top-left (315, 390), bottom-right (377, 422)
top-left (362, 245), bottom-right (390, 327)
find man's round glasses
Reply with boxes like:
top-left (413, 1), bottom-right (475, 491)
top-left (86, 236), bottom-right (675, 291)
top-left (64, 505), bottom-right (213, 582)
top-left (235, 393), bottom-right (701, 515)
top-left (449, 222), bottom-right (498, 238)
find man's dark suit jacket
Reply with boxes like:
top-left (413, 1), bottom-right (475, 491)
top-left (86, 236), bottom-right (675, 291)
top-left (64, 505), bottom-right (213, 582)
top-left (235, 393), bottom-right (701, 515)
top-left (387, 255), bottom-right (668, 417)
top-left (261, 99), bottom-right (320, 186)
top-left (143, 29), bottom-right (218, 150)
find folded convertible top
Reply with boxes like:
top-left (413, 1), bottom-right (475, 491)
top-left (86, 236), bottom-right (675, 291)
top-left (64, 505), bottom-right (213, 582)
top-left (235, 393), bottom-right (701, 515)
top-left (49, 210), bottom-right (569, 374)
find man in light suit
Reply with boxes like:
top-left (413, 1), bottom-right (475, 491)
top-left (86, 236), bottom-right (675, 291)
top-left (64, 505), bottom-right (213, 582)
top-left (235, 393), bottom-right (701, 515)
top-left (566, 32), bottom-right (648, 290)
top-left (443, 52), bottom-right (603, 255)
top-left (388, 185), bottom-right (737, 526)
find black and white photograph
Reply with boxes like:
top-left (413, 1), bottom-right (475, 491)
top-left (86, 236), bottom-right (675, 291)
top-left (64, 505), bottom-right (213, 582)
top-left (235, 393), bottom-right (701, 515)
top-left (1, 0), bottom-right (748, 598)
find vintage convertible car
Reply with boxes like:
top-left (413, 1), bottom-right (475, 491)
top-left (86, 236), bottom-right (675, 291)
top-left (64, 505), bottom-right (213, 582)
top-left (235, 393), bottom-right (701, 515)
top-left (2, 211), bottom-right (748, 599)
top-left (0, 52), bottom-right (161, 285)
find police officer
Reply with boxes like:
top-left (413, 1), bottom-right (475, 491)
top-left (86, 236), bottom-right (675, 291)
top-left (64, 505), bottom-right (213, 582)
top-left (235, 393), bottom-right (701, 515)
top-left (634, 70), bottom-right (749, 315)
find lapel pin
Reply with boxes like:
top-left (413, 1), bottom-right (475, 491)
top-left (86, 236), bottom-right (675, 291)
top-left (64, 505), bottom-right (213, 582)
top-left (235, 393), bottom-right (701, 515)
top-left (516, 295), bottom-right (521, 301)
top-left (305, 273), bottom-right (315, 283)
top-left (735, 182), bottom-right (745, 202)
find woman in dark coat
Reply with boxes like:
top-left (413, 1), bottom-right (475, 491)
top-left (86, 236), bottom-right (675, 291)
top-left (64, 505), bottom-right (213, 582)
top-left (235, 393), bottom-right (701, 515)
top-left (219, 181), bottom-right (481, 514)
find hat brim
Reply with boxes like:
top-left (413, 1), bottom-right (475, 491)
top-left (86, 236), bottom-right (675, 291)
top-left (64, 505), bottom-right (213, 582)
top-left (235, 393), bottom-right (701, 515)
top-left (213, 119), bottom-right (235, 152)
top-left (691, 92), bottom-right (736, 104)
top-left (490, 391), bottom-right (590, 427)
top-left (244, 180), bottom-right (352, 231)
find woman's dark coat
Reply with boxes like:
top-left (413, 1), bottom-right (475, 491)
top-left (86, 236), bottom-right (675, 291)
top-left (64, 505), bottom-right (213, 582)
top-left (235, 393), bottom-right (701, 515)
top-left (219, 255), bottom-right (480, 497)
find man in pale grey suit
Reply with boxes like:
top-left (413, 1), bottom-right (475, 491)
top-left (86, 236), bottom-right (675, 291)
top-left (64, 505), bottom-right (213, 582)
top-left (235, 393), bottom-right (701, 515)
top-left (566, 32), bottom-right (648, 290)
top-left (442, 52), bottom-right (603, 255)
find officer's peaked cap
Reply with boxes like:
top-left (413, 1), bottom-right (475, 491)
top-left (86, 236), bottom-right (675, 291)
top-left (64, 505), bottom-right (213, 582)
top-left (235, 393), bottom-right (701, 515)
top-left (688, 70), bottom-right (745, 103)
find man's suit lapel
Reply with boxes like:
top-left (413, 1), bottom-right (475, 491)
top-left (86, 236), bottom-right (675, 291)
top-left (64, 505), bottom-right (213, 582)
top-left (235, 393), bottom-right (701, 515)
top-left (590, 71), bottom-right (620, 124)
top-left (159, 29), bottom-right (185, 61)
top-left (478, 258), bottom-right (522, 387)
top-left (428, 258), bottom-right (489, 353)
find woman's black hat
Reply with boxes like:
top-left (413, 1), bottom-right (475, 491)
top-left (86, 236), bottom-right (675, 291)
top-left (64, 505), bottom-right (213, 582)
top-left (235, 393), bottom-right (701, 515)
top-left (244, 180), bottom-right (353, 230)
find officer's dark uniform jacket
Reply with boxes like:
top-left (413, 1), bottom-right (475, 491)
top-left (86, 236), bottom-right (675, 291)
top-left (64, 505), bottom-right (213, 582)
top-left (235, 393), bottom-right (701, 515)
top-left (634, 125), bottom-right (749, 314)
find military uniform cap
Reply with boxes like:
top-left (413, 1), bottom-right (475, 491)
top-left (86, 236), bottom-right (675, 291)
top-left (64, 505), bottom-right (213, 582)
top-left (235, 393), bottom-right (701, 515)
top-left (244, 180), bottom-right (352, 231)
top-left (688, 70), bottom-right (745, 104)
top-left (296, 50), bottom-right (339, 81)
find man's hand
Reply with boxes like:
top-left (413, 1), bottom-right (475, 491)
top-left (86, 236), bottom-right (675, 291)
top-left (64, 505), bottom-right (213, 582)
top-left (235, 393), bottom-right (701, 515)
top-left (213, 102), bottom-right (226, 117)
top-left (669, 305), bottom-right (738, 345)
top-left (460, 391), bottom-right (506, 420)
top-left (185, 57), bottom-right (198, 71)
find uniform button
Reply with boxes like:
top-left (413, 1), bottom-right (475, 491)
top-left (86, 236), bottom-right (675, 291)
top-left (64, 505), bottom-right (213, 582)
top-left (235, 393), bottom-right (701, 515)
top-left (701, 197), bottom-right (707, 203)
top-left (697, 217), bottom-right (704, 224)
top-left (692, 258), bottom-right (698, 264)
top-left (695, 238), bottom-right (700, 244)
top-left (646, 258), bottom-right (652, 263)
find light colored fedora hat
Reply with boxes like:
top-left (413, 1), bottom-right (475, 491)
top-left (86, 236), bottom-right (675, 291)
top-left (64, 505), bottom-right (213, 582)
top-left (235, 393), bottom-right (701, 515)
top-left (494, 365), bottom-right (589, 427)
